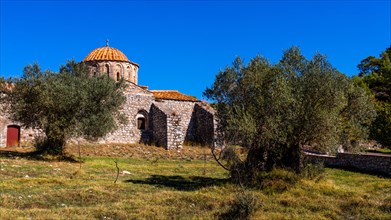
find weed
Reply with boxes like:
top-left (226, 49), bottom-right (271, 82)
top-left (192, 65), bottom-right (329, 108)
top-left (301, 162), bottom-right (325, 181)
top-left (257, 168), bottom-right (299, 194)
top-left (219, 190), bottom-right (260, 220)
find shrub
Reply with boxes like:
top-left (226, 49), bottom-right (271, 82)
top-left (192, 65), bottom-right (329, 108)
top-left (219, 191), bottom-right (260, 220)
top-left (256, 168), bottom-right (299, 194)
top-left (34, 136), bottom-right (64, 155)
top-left (301, 162), bottom-right (325, 181)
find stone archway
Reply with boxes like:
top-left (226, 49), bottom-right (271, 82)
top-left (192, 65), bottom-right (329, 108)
top-left (136, 110), bottom-right (150, 144)
top-left (136, 110), bottom-right (148, 130)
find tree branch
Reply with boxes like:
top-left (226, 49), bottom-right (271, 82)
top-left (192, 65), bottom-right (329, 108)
top-left (211, 147), bottom-right (231, 171)
top-left (114, 160), bottom-right (120, 184)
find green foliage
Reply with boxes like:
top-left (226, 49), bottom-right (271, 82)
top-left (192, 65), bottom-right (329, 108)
top-left (5, 61), bottom-right (127, 154)
top-left (219, 191), bottom-right (260, 220)
top-left (0, 76), bottom-right (12, 104)
top-left (0, 76), bottom-right (5, 90)
top-left (205, 47), bottom-right (376, 176)
top-left (0, 76), bottom-right (6, 110)
top-left (358, 47), bottom-right (391, 102)
top-left (300, 162), bottom-right (325, 181)
top-left (369, 102), bottom-right (391, 147)
top-left (257, 168), bottom-right (299, 194)
top-left (358, 46), bottom-right (391, 147)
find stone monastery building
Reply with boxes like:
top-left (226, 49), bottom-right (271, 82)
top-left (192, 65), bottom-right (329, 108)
top-left (0, 45), bottom-right (216, 149)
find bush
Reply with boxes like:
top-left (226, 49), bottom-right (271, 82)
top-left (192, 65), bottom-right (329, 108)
top-left (34, 136), bottom-right (65, 155)
top-left (219, 191), bottom-right (260, 220)
top-left (301, 162), bottom-right (325, 181)
top-left (217, 146), bottom-right (247, 185)
top-left (256, 168), bottom-right (299, 194)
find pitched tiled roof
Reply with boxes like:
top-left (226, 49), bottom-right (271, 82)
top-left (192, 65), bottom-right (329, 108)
top-left (151, 90), bottom-right (199, 102)
top-left (83, 46), bottom-right (130, 62)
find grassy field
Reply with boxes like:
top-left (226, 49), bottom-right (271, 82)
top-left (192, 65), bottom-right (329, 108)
top-left (0, 145), bottom-right (390, 219)
top-left (367, 148), bottom-right (391, 154)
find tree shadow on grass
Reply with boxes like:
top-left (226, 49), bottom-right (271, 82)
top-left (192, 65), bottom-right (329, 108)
top-left (0, 149), bottom-right (78, 162)
top-left (125, 175), bottom-right (229, 191)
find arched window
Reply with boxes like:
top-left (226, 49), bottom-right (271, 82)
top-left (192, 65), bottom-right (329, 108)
top-left (105, 64), bottom-right (110, 77)
top-left (137, 117), bottom-right (145, 130)
top-left (136, 110), bottom-right (148, 130)
top-left (92, 64), bottom-right (98, 77)
top-left (115, 64), bottom-right (123, 81)
top-left (127, 66), bottom-right (131, 81)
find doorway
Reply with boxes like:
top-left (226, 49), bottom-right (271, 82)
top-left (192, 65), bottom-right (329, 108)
top-left (6, 125), bottom-right (20, 147)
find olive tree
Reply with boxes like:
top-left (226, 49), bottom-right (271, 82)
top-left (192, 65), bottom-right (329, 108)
top-left (204, 47), bottom-right (375, 180)
top-left (5, 60), bottom-right (127, 155)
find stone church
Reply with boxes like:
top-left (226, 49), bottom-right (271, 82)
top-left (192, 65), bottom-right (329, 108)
top-left (0, 44), bottom-right (216, 150)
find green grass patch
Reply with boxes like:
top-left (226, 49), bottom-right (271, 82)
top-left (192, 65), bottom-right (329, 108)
top-left (367, 148), bottom-right (391, 154)
top-left (1, 152), bottom-right (390, 219)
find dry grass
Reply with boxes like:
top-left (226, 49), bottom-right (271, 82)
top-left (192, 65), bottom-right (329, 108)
top-left (0, 144), bottom-right (390, 219)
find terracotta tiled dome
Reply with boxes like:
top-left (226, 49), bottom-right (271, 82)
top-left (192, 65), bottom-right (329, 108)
top-left (83, 46), bottom-right (129, 62)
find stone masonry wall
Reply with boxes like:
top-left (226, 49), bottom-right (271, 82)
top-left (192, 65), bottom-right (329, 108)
top-left (0, 82), bottom-right (217, 151)
top-left (150, 102), bottom-right (184, 150)
top-left (85, 60), bottom-right (139, 84)
top-left (155, 99), bottom-right (198, 143)
top-left (150, 104), bottom-right (167, 148)
top-left (0, 113), bottom-right (10, 147)
top-left (194, 103), bottom-right (215, 146)
top-left (152, 100), bottom-right (217, 149)
top-left (305, 152), bottom-right (391, 176)
top-left (166, 113), bottom-right (183, 150)
top-left (101, 83), bottom-right (154, 144)
top-left (0, 110), bottom-right (40, 147)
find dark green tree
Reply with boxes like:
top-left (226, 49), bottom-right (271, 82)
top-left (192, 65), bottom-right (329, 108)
top-left (205, 47), bottom-right (375, 180)
top-left (5, 61), bottom-right (127, 155)
top-left (0, 76), bottom-right (5, 86)
top-left (0, 76), bottom-right (6, 111)
top-left (358, 47), bottom-right (391, 147)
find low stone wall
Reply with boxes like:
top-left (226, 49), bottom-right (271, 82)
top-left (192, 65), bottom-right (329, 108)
top-left (305, 152), bottom-right (391, 176)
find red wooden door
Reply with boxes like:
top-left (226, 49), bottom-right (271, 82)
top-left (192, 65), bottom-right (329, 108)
top-left (6, 125), bottom-right (20, 147)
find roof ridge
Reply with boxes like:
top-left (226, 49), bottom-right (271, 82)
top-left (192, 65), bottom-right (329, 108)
top-left (150, 90), bottom-right (179, 92)
top-left (151, 90), bottom-right (199, 102)
top-left (82, 46), bottom-right (131, 63)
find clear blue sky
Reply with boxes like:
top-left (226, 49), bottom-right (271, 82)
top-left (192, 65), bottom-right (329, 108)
top-left (1, 0), bottom-right (390, 99)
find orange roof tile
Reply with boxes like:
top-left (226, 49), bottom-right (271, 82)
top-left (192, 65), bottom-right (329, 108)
top-left (151, 90), bottom-right (199, 102)
top-left (83, 46), bottom-right (130, 62)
